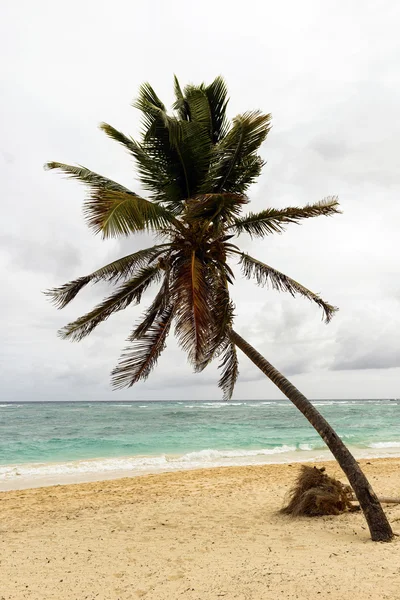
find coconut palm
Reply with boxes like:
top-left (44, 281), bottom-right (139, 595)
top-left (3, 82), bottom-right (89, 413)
top-left (45, 76), bottom-right (393, 541)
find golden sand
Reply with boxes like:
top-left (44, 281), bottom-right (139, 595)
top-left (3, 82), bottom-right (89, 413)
top-left (1, 458), bottom-right (399, 599)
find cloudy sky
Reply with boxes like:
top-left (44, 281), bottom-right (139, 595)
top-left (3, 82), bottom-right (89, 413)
top-left (1, 0), bottom-right (399, 401)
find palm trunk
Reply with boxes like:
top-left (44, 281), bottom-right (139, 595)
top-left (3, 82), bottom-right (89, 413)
top-left (230, 329), bottom-right (393, 542)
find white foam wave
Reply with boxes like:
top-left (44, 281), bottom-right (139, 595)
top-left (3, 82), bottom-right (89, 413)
top-left (198, 402), bottom-right (245, 407)
top-left (367, 441), bottom-right (400, 449)
top-left (0, 445), bottom-right (314, 487)
top-left (298, 443), bottom-right (324, 451)
top-left (179, 446), bottom-right (296, 462)
top-left (2, 440), bottom-right (400, 490)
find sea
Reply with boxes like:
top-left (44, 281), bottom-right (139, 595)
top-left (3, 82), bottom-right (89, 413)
top-left (1, 399), bottom-right (399, 490)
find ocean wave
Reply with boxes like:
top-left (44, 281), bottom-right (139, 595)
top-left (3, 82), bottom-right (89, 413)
top-left (2, 438), bottom-right (400, 488)
top-left (199, 402), bottom-right (245, 407)
top-left (179, 446), bottom-right (297, 461)
top-left (184, 402), bottom-right (275, 408)
top-left (311, 401), bottom-right (369, 407)
top-left (298, 443), bottom-right (326, 451)
top-left (367, 441), bottom-right (400, 449)
top-left (0, 445), bottom-right (312, 482)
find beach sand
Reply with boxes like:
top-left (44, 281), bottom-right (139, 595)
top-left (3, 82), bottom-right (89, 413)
top-left (1, 458), bottom-right (399, 600)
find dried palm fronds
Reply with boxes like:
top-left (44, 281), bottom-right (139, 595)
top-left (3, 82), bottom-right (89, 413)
top-left (281, 466), bottom-right (358, 517)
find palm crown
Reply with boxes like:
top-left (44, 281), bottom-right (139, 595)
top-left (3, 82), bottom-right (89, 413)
top-left (46, 76), bottom-right (340, 399)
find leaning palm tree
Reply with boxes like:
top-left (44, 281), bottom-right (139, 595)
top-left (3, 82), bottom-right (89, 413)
top-left (45, 76), bottom-right (393, 541)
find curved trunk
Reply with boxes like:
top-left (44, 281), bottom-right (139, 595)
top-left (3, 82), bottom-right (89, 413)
top-left (230, 329), bottom-right (393, 542)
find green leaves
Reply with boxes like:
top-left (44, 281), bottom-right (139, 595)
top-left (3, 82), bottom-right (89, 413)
top-left (237, 252), bottom-right (337, 323)
top-left (45, 162), bottom-right (176, 237)
top-left (204, 111), bottom-right (271, 194)
top-left (204, 76), bottom-right (229, 143)
top-left (173, 75), bottom-right (229, 142)
top-left (134, 82), bottom-right (213, 205)
top-left (45, 246), bottom-right (169, 309)
top-left (129, 273), bottom-right (171, 339)
top-left (83, 188), bottom-right (173, 237)
top-left (185, 193), bottom-right (248, 228)
top-left (111, 305), bottom-right (174, 389)
top-left (100, 123), bottom-right (177, 204)
top-left (47, 162), bottom-right (174, 238)
top-left (218, 341), bottom-right (239, 401)
top-left (58, 265), bottom-right (161, 341)
top-left (231, 197), bottom-right (341, 238)
top-left (172, 75), bottom-right (190, 121)
top-left (183, 85), bottom-right (213, 135)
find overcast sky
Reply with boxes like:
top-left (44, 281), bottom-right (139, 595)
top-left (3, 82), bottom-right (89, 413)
top-left (1, 0), bottom-right (399, 401)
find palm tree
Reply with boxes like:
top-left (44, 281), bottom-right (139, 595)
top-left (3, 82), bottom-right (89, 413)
top-left (45, 77), bottom-right (393, 541)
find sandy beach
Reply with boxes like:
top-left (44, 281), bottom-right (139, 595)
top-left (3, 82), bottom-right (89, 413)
top-left (1, 458), bottom-right (399, 600)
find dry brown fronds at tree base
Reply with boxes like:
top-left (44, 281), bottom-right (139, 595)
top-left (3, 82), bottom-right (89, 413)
top-left (281, 465), bottom-right (359, 517)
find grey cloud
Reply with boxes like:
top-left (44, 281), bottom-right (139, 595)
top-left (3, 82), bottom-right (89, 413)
top-left (55, 368), bottom-right (101, 387)
top-left (2, 151), bottom-right (15, 165)
top-left (333, 351), bottom-right (400, 372)
top-left (311, 139), bottom-right (350, 161)
top-left (1, 0), bottom-right (399, 401)
top-left (331, 298), bottom-right (400, 372)
top-left (0, 234), bottom-right (81, 276)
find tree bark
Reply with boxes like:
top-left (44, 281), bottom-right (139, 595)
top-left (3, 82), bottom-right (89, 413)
top-left (230, 329), bottom-right (394, 542)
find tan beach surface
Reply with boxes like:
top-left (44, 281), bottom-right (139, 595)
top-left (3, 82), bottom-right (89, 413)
top-left (1, 458), bottom-right (399, 600)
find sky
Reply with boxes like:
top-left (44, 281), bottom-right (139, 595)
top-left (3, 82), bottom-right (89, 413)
top-left (1, 0), bottom-right (399, 401)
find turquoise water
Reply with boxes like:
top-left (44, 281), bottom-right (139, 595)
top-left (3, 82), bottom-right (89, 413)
top-left (1, 400), bottom-right (399, 487)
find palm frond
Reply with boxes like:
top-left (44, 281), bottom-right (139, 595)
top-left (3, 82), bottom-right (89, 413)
top-left (98, 123), bottom-right (138, 155)
top-left (204, 111), bottom-right (271, 193)
top-left (100, 123), bottom-right (184, 212)
top-left (45, 245), bottom-right (169, 309)
top-left (218, 341), bottom-right (239, 400)
top-left (172, 75), bottom-right (190, 120)
top-left (196, 279), bottom-right (235, 371)
top-left (204, 76), bottom-right (229, 143)
top-left (133, 82), bottom-right (166, 115)
top-left (58, 265), bottom-right (161, 341)
top-left (185, 193), bottom-right (248, 227)
top-left (230, 197), bottom-right (341, 237)
top-left (111, 305), bottom-right (174, 389)
top-left (229, 154), bottom-right (265, 193)
top-left (134, 88), bottom-right (211, 203)
top-left (134, 84), bottom-right (182, 146)
top-left (45, 162), bottom-right (176, 237)
top-left (83, 188), bottom-right (175, 238)
top-left (183, 85), bottom-right (212, 134)
top-left (236, 251), bottom-right (337, 323)
top-left (173, 252), bottom-right (212, 366)
top-left (172, 75), bottom-right (189, 121)
top-left (45, 162), bottom-right (125, 190)
top-left (129, 272), bottom-right (171, 339)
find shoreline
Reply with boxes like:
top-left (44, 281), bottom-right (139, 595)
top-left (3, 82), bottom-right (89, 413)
top-left (1, 457), bottom-right (399, 599)
top-left (2, 445), bottom-right (400, 492)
